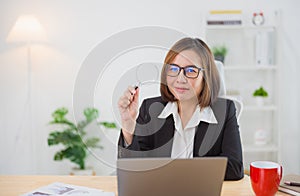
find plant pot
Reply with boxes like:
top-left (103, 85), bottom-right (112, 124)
top-left (70, 166), bottom-right (96, 176)
top-left (255, 97), bottom-right (266, 106)
top-left (214, 55), bottom-right (225, 63)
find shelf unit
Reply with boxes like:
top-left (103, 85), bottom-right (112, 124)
top-left (243, 105), bottom-right (277, 111)
top-left (204, 15), bottom-right (280, 170)
top-left (224, 66), bottom-right (277, 71)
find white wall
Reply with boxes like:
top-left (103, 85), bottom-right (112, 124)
top-left (0, 0), bottom-right (299, 175)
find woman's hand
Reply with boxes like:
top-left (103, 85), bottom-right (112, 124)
top-left (118, 86), bottom-right (139, 145)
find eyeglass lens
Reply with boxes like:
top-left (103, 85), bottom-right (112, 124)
top-left (166, 64), bottom-right (201, 78)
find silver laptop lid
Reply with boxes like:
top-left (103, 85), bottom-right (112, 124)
top-left (117, 157), bottom-right (227, 196)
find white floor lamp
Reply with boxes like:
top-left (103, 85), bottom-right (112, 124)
top-left (6, 15), bottom-right (47, 173)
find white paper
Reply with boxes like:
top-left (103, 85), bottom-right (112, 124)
top-left (21, 182), bottom-right (115, 196)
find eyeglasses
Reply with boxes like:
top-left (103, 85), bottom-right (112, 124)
top-left (165, 63), bottom-right (204, 79)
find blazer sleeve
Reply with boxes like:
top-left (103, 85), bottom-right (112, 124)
top-left (118, 99), bottom-right (153, 158)
top-left (221, 100), bottom-right (244, 180)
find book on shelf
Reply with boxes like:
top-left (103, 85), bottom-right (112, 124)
top-left (255, 29), bottom-right (276, 66)
top-left (278, 174), bottom-right (300, 196)
top-left (207, 10), bottom-right (242, 26)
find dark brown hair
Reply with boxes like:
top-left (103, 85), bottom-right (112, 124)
top-left (160, 37), bottom-right (220, 107)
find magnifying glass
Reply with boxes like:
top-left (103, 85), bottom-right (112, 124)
top-left (135, 62), bottom-right (161, 88)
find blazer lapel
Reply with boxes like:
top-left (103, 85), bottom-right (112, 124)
top-left (193, 122), bottom-right (209, 157)
top-left (150, 115), bottom-right (175, 157)
top-left (194, 99), bottom-right (227, 156)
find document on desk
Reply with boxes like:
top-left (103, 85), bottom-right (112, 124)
top-left (21, 182), bottom-right (115, 196)
top-left (279, 174), bottom-right (300, 196)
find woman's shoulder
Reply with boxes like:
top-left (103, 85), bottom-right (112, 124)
top-left (211, 97), bottom-right (236, 114)
top-left (214, 97), bottom-right (234, 105)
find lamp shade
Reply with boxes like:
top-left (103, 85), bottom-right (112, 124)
top-left (6, 15), bottom-right (47, 43)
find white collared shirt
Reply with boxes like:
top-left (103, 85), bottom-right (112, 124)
top-left (158, 102), bottom-right (218, 159)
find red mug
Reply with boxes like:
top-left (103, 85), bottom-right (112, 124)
top-left (250, 161), bottom-right (283, 196)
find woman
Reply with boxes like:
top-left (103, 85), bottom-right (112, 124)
top-left (117, 37), bottom-right (244, 180)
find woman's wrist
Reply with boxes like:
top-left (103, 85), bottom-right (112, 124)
top-left (122, 129), bottom-right (133, 145)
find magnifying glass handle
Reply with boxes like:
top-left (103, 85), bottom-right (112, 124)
top-left (135, 82), bottom-right (141, 90)
top-left (130, 83), bottom-right (140, 96)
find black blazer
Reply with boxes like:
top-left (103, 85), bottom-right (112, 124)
top-left (118, 96), bottom-right (244, 180)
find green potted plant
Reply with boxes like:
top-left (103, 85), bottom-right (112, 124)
top-left (47, 107), bottom-right (116, 174)
top-left (212, 45), bottom-right (228, 63)
top-left (253, 86), bottom-right (268, 106)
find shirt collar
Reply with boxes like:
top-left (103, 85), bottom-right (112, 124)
top-left (158, 102), bottom-right (218, 125)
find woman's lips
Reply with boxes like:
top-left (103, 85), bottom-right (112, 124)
top-left (174, 87), bottom-right (189, 93)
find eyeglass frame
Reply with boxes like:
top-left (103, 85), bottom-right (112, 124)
top-left (165, 63), bottom-right (205, 79)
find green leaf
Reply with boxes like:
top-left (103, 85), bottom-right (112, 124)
top-left (49, 119), bottom-right (76, 129)
top-left (52, 107), bottom-right (68, 121)
top-left (84, 108), bottom-right (99, 123)
top-left (47, 130), bottom-right (83, 147)
top-left (253, 86), bottom-right (268, 97)
top-left (54, 151), bottom-right (64, 160)
top-left (85, 138), bottom-right (102, 148)
top-left (212, 45), bottom-right (228, 57)
top-left (62, 146), bottom-right (87, 169)
top-left (98, 122), bottom-right (117, 128)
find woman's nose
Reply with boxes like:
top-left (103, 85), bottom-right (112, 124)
top-left (176, 69), bottom-right (187, 83)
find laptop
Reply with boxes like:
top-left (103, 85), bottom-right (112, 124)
top-left (117, 157), bottom-right (227, 196)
